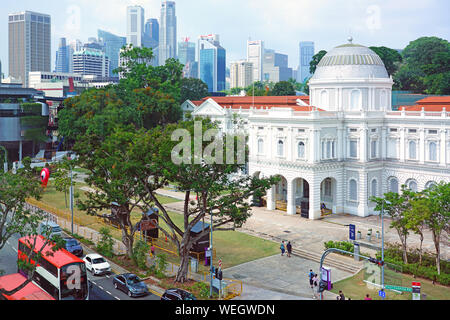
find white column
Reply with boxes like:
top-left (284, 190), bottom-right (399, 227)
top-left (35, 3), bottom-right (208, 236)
top-left (419, 128), bottom-right (425, 164)
top-left (287, 179), bottom-right (296, 215)
top-left (399, 128), bottom-right (405, 162)
top-left (309, 176), bottom-right (321, 220)
top-left (381, 127), bottom-right (387, 160)
top-left (440, 129), bottom-right (447, 166)
top-left (358, 171), bottom-right (369, 217)
top-left (338, 125), bottom-right (345, 161)
top-left (266, 185), bottom-right (275, 211)
top-left (308, 128), bottom-right (317, 163)
top-left (360, 126), bottom-right (368, 162)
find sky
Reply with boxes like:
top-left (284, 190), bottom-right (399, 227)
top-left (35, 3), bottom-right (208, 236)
top-left (1, 0), bottom-right (449, 78)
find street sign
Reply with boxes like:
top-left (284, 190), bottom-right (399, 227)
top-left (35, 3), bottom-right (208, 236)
top-left (349, 224), bottom-right (356, 240)
top-left (218, 259), bottom-right (222, 268)
top-left (412, 282), bottom-right (421, 300)
top-left (385, 285), bottom-right (412, 292)
top-left (378, 290), bottom-right (386, 298)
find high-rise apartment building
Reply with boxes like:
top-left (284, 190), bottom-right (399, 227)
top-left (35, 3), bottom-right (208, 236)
top-left (198, 34), bottom-right (226, 92)
top-left (247, 40), bottom-right (264, 83)
top-left (72, 48), bottom-right (110, 78)
top-left (8, 11), bottom-right (51, 87)
top-left (178, 40), bottom-right (197, 78)
top-left (98, 30), bottom-right (126, 77)
top-left (230, 60), bottom-right (253, 89)
top-left (55, 38), bottom-right (70, 73)
top-left (263, 49), bottom-right (292, 83)
top-left (159, 1), bottom-right (177, 66)
top-left (127, 6), bottom-right (145, 48)
top-left (297, 41), bottom-right (314, 83)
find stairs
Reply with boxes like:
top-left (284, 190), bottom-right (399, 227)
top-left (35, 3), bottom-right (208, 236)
top-left (291, 247), bottom-right (362, 274)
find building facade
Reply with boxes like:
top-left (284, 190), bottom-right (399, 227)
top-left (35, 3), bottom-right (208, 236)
top-left (55, 38), bottom-right (70, 74)
top-left (98, 30), bottom-right (126, 77)
top-left (127, 6), bottom-right (145, 48)
top-left (263, 49), bottom-right (292, 83)
top-left (72, 48), bottom-right (110, 78)
top-left (183, 41), bottom-right (450, 220)
top-left (247, 40), bottom-right (264, 83)
top-left (230, 60), bottom-right (253, 89)
top-left (297, 41), bottom-right (315, 83)
top-left (8, 11), bottom-right (51, 87)
top-left (159, 1), bottom-right (177, 66)
top-left (178, 40), bottom-right (197, 78)
top-left (198, 34), bottom-right (226, 92)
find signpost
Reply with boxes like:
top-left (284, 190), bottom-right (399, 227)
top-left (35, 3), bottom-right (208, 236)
top-left (412, 282), bottom-right (421, 300)
top-left (349, 224), bottom-right (356, 241)
top-left (378, 290), bottom-right (386, 299)
top-left (385, 285), bottom-right (412, 292)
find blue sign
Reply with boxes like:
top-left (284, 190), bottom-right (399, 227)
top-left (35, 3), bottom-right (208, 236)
top-left (349, 224), bottom-right (356, 240)
top-left (378, 290), bottom-right (386, 298)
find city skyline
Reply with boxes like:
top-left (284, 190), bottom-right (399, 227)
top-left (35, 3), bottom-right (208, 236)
top-left (1, 0), bottom-right (449, 79)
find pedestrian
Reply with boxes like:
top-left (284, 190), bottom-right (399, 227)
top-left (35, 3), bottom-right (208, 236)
top-left (364, 294), bottom-right (372, 300)
top-left (338, 290), bottom-right (345, 300)
top-left (280, 241), bottom-right (285, 256)
top-left (308, 269), bottom-right (315, 288)
top-left (311, 273), bottom-right (319, 299)
top-left (286, 241), bottom-right (292, 257)
top-left (150, 243), bottom-right (155, 257)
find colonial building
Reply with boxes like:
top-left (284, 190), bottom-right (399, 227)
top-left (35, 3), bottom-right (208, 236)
top-left (182, 40), bottom-right (450, 220)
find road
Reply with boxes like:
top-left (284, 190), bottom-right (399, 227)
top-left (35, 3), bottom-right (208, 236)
top-left (0, 231), bottom-right (159, 301)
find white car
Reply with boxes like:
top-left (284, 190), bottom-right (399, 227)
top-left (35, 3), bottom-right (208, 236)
top-left (83, 253), bottom-right (111, 276)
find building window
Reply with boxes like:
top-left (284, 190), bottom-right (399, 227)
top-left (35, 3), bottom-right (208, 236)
top-left (389, 178), bottom-right (399, 193)
top-left (349, 140), bottom-right (358, 158)
top-left (327, 141), bottom-right (331, 159)
top-left (371, 140), bottom-right (377, 158)
top-left (388, 138), bottom-right (398, 158)
top-left (428, 129), bottom-right (438, 135)
top-left (409, 141), bottom-right (417, 159)
top-left (321, 90), bottom-right (328, 107)
top-left (324, 179), bottom-right (332, 197)
top-left (258, 139), bottom-right (264, 154)
top-left (407, 180), bottom-right (418, 192)
top-left (298, 141), bottom-right (305, 158)
top-left (425, 181), bottom-right (437, 190)
top-left (349, 179), bottom-right (358, 201)
top-left (350, 90), bottom-right (361, 110)
top-left (371, 179), bottom-right (378, 197)
top-left (429, 142), bottom-right (437, 161)
top-left (332, 141), bottom-right (336, 158)
top-left (277, 140), bottom-right (284, 157)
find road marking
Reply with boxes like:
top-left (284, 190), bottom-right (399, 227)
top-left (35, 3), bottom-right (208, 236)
top-left (98, 285), bottom-right (104, 290)
top-left (114, 296), bottom-right (120, 300)
top-left (106, 290), bottom-right (111, 295)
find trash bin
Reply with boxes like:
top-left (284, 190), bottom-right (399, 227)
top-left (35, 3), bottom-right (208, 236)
top-left (190, 257), bottom-right (198, 273)
top-left (354, 243), bottom-right (360, 261)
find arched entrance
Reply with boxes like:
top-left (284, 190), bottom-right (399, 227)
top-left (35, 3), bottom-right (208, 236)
top-left (293, 177), bottom-right (310, 218)
top-left (320, 177), bottom-right (337, 216)
top-left (251, 171), bottom-right (264, 207)
top-left (275, 175), bottom-right (288, 211)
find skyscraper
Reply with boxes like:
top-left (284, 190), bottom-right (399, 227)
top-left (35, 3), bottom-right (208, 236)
top-left (98, 30), bottom-right (126, 77)
top-left (8, 11), bottom-right (51, 87)
top-left (127, 6), bottom-right (145, 48)
top-left (247, 40), bottom-right (264, 83)
top-left (55, 38), bottom-right (70, 73)
top-left (72, 48), bottom-right (110, 78)
top-left (159, 1), bottom-right (177, 66)
top-left (178, 40), bottom-right (197, 78)
top-left (263, 49), bottom-right (292, 83)
top-left (143, 19), bottom-right (159, 65)
top-left (198, 34), bottom-right (226, 92)
top-left (145, 19), bottom-right (159, 43)
top-left (68, 39), bottom-right (83, 73)
top-left (230, 60), bottom-right (253, 89)
top-left (297, 41), bottom-right (315, 83)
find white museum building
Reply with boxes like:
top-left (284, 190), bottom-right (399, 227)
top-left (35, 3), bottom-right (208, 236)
top-left (181, 40), bottom-right (450, 220)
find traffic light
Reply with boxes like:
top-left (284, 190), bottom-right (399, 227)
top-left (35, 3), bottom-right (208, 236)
top-left (318, 280), bottom-right (328, 293)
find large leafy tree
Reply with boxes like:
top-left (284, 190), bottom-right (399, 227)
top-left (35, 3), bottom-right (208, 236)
top-left (369, 46), bottom-right (403, 76)
top-left (272, 81), bottom-right (296, 96)
top-left (180, 77), bottom-right (209, 103)
top-left (310, 50), bottom-right (327, 75)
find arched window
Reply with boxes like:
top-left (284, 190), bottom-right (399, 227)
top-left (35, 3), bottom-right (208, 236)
top-left (349, 179), bottom-right (358, 201)
top-left (321, 90), bottom-right (328, 107)
top-left (409, 141), bottom-right (417, 159)
top-left (277, 140), bottom-right (284, 157)
top-left (407, 180), bottom-right (418, 192)
top-left (380, 90), bottom-right (387, 109)
top-left (350, 90), bottom-right (361, 110)
top-left (371, 179), bottom-right (378, 197)
top-left (389, 178), bottom-right (399, 193)
top-left (258, 138), bottom-right (264, 154)
top-left (429, 142), bottom-right (437, 161)
top-left (298, 141), bottom-right (305, 158)
top-left (425, 181), bottom-right (437, 190)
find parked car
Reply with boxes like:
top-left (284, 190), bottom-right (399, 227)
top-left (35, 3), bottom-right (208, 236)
top-left (83, 253), bottom-right (111, 276)
top-left (38, 221), bottom-right (63, 239)
top-left (63, 237), bottom-right (83, 257)
top-left (112, 273), bottom-right (148, 297)
top-left (161, 288), bottom-right (196, 300)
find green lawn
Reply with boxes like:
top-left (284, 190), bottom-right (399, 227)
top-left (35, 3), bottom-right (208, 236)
top-left (37, 182), bottom-right (280, 272)
top-left (331, 268), bottom-right (450, 300)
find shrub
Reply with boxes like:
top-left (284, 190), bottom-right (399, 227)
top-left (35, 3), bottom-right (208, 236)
top-left (96, 227), bottom-right (114, 258)
top-left (133, 240), bottom-right (150, 270)
top-left (191, 282), bottom-right (211, 299)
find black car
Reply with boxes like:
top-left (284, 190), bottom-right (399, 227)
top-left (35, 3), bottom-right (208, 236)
top-left (161, 288), bottom-right (196, 300)
top-left (112, 273), bottom-right (148, 297)
top-left (63, 238), bottom-right (83, 257)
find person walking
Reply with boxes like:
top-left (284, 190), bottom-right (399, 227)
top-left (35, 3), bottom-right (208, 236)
top-left (280, 241), bottom-right (285, 256)
top-left (338, 290), bottom-right (345, 300)
top-left (364, 294), bottom-right (372, 300)
top-left (308, 269), bottom-right (315, 289)
top-left (311, 273), bottom-right (319, 299)
top-left (150, 243), bottom-right (155, 257)
top-left (286, 241), bottom-right (292, 258)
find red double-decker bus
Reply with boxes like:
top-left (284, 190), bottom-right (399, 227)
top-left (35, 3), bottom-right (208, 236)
top-left (0, 273), bottom-right (55, 300)
top-left (17, 235), bottom-right (89, 300)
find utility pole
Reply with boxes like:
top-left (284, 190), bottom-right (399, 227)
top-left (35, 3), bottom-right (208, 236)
top-left (381, 200), bottom-right (385, 299)
top-left (209, 208), bottom-right (213, 298)
top-left (68, 153), bottom-right (74, 234)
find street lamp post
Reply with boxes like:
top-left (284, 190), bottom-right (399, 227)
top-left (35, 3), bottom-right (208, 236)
top-left (68, 153), bottom-right (74, 234)
top-left (209, 209), bottom-right (213, 298)
top-left (381, 200), bottom-right (385, 299)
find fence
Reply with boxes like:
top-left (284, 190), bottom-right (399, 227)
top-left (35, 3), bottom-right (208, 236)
top-left (199, 272), bottom-right (243, 300)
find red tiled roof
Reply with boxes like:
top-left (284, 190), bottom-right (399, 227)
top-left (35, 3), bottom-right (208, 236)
top-left (191, 95), bottom-right (310, 110)
top-left (416, 96), bottom-right (450, 105)
top-left (399, 105), bottom-right (447, 112)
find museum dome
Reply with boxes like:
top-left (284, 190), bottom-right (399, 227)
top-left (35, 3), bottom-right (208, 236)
top-left (311, 39), bottom-right (389, 80)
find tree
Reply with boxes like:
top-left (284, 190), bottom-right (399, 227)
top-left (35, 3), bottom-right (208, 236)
top-left (404, 192), bottom-right (429, 265)
top-left (369, 46), bottom-right (403, 76)
top-left (370, 186), bottom-right (411, 264)
top-left (272, 81), bottom-right (296, 96)
top-left (422, 182), bottom-right (450, 275)
top-left (180, 78), bottom-right (209, 103)
top-left (0, 158), bottom-right (63, 296)
top-left (52, 158), bottom-right (77, 208)
top-left (393, 64), bottom-right (426, 92)
top-left (310, 50), bottom-right (327, 75)
top-left (20, 103), bottom-right (49, 156)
